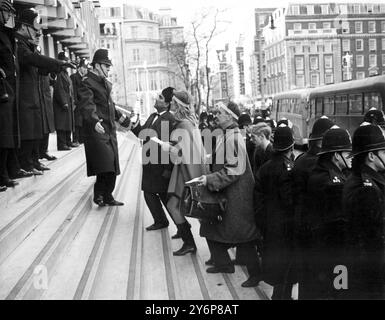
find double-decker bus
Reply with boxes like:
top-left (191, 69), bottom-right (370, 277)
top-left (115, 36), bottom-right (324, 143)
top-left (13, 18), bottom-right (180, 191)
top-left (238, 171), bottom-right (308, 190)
top-left (271, 75), bottom-right (385, 145)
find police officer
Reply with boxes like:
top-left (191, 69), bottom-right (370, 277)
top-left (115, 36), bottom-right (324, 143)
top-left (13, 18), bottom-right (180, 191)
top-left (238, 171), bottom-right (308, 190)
top-left (291, 115), bottom-right (334, 299)
top-left (305, 126), bottom-right (352, 299)
top-left (78, 49), bottom-right (131, 206)
top-left (363, 107), bottom-right (385, 127)
top-left (342, 124), bottom-right (385, 299)
top-left (254, 125), bottom-right (296, 299)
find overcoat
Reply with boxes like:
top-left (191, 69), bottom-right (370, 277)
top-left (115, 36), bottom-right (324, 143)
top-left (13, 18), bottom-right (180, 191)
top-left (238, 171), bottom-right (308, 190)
top-left (200, 125), bottom-right (260, 244)
top-left (78, 71), bottom-right (127, 177)
top-left (70, 72), bottom-right (84, 128)
top-left (342, 165), bottom-right (385, 299)
top-left (132, 111), bottom-right (175, 193)
top-left (53, 69), bottom-right (74, 132)
top-left (0, 26), bottom-right (19, 148)
top-left (167, 120), bottom-right (208, 198)
top-left (38, 70), bottom-right (55, 134)
top-left (16, 33), bottom-right (62, 141)
top-left (254, 152), bottom-right (296, 286)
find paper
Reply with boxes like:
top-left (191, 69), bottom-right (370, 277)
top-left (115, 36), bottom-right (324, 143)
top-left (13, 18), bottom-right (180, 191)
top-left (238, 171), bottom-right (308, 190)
top-left (150, 137), bottom-right (163, 145)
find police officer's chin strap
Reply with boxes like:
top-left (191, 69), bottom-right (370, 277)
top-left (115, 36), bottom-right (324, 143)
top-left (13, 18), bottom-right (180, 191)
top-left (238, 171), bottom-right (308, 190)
top-left (99, 64), bottom-right (108, 78)
top-left (337, 152), bottom-right (349, 169)
top-left (374, 152), bottom-right (385, 170)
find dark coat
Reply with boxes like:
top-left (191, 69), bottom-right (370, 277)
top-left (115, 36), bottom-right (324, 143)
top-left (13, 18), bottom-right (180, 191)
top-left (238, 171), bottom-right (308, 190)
top-left (305, 159), bottom-right (350, 299)
top-left (0, 26), bottom-right (19, 148)
top-left (38, 70), bottom-right (55, 134)
top-left (70, 72), bottom-right (84, 127)
top-left (53, 70), bottom-right (74, 132)
top-left (254, 152), bottom-right (296, 286)
top-left (342, 165), bottom-right (385, 299)
top-left (78, 71), bottom-right (127, 177)
top-left (200, 125), bottom-right (260, 244)
top-left (252, 142), bottom-right (273, 179)
top-left (16, 33), bottom-right (62, 140)
top-left (131, 110), bottom-right (175, 193)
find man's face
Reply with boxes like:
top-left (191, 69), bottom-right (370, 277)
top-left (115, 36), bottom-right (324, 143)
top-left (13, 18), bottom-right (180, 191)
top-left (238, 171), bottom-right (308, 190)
top-left (79, 66), bottom-right (88, 76)
top-left (215, 108), bottom-right (231, 128)
top-left (251, 133), bottom-right (263, 147)
top-left (0, 10), bottom-right (12, 26)
top-left (154, 93), bottom-right (167, 112)
top-left (97, 63), bottom-right (110, 78)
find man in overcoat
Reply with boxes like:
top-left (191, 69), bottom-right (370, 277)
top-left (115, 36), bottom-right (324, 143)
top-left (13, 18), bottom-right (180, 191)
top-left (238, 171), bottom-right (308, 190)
top-left (196, 102), bottom-right (261, 288)
top-left (15, 9), bottom-right (75, 174)
top-left (53, 51), bottom-right (76, 151)
top-left (131, 87), bottom-right (177, 231)
top-left (77, 49), bottom-right (131, 206)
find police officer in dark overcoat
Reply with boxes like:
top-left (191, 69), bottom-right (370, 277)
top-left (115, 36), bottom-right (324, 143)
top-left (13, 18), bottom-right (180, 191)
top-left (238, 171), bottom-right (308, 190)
top-left (131, 87), bottom-right (176, 231)
top-left (77, 49), bottom-right (131, 206)
top-left (291, 116), bottom-right (334, 299)
top-left (305, 126), bottom-right (352, 299)
top-left (254, 125), bottom-right (296, 299)
top-left (342, 124), bottom-right (385, 299)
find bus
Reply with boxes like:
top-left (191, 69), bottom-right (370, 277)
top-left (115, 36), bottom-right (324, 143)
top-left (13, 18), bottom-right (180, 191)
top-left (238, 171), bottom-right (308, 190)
top-left (272, 75), bottom-right (385, 145)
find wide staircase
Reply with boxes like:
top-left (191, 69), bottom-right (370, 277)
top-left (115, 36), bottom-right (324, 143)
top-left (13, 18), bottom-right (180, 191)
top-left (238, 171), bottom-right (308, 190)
top-left (0, 131), bottom-right (282, 300)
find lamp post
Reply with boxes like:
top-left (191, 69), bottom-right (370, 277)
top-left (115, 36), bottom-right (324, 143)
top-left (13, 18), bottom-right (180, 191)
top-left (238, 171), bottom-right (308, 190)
top-left (143, 60), bottom-right (150, 117)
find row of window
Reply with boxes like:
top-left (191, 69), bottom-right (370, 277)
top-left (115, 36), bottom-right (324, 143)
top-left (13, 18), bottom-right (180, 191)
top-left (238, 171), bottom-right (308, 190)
top-left (127, 71), bottom-right (176, 92)
top-left (129, 26), bottom-right (156, 40)
top-left (294, 55), bottom-right (333, 72)
top-left (292, 21), bottom-right (385, 33)
top-left (295, 73), bottom-right (333, 87)
top-left (354, 54), bottom-right (385, 68)
top-left (290, 4), bottom-right (385, 16)
top-left (343, 38), bottom-right (385, 52)
top-left (312, 93), bottom-right (383, 116)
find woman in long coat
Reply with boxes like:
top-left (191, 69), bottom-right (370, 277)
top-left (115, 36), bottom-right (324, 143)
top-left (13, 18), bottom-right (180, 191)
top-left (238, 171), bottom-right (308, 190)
top-left (161, 91), bottom-right (208, 256)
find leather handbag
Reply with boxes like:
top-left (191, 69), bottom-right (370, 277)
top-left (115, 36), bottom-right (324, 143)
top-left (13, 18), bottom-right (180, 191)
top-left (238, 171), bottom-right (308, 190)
top-left (180, 180), bottom-right (227, 224)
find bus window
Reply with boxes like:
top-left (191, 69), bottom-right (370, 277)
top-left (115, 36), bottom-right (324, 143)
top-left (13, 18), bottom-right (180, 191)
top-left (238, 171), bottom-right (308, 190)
top-left (335, 95), bottom-right (348, 115)
top-left (316, 98), bottom-right (323, 115)
top-left (310, 99), bottom-right (316, 118)
top-left (348, 94), bottom-right (363, 114)
top-left (324, 96), bottom-right (334, 115)
top-left (364, 92), bottom-right (383, 112)
top-left (291, 99), bottom-right (296, 113)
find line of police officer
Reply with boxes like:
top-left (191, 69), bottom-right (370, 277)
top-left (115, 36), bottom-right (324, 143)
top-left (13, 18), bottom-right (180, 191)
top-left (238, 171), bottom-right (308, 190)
top-left (252, 107), bottom-right (385, 299)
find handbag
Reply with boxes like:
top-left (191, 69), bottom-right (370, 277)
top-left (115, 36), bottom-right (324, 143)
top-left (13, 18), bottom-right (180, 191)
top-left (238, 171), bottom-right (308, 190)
top-left (180, 180), bottom-right (227, 224)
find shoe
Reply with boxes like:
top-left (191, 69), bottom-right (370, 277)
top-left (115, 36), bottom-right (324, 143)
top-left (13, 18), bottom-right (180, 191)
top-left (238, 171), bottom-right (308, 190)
top-left (3, 179), bottom-right (19, 188)
top-left (41, 153), bottom-right (57, 161)
top-left (35, 163), bottom-right (50, 171)
top-left (10, 169), bottom-right (34, 179)
top-left (171, 230), bottom-right (182, 239)
top-left (31, 168), bottom-right (43, 175)
top-left (0, 185), bottom-right (7, 192)
top-left (57, 145), bottom-right (71, 151)
top-left (104, 199), bottom-right (124, 206)
top-left (205, 258), bottom-right (215, 266)
top-left (206, 266), bottom-right (235, 274)
top-left (241, 276), bottom-right (262, 288)
top-left (231, 259), bottom-right (246, 266)
top-left (70, 142), bottom-right (80, 148)
top-left (173, 243), bottom-right (197, 256)
top-left (146, 222), bottom-right (169, 231)
top-left (93, 195), bottom-right (105, 207)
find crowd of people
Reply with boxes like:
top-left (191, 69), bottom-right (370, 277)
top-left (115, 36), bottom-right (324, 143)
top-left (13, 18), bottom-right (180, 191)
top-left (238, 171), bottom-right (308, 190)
top-left (0, 3), bottom-right (88, 192)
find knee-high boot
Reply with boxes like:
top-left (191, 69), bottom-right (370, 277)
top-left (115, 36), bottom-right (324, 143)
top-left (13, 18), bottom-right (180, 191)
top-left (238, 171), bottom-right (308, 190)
top-left (173, 221), bottom-right (197, 256)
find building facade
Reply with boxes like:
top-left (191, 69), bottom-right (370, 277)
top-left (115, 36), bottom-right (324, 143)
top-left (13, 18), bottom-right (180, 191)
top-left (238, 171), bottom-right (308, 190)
top-left (98, 5), bottom-right (185, 116)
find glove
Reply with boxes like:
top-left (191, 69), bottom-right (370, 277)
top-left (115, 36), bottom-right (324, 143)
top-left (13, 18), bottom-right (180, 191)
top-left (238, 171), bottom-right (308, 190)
top-left (0, 67), bottom-right (5, 79)
top-left (95, 119), bottom-right (105, 134)
top-left (63, 104), bottom-right (69, 111)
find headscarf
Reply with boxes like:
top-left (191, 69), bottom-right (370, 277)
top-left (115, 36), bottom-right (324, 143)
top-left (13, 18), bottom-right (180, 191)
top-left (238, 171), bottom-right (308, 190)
top-left (172, 91), bottom-right (198, 126)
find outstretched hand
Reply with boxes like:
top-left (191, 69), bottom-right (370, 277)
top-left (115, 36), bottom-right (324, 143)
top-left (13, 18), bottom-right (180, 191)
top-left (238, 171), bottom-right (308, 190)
top-left (62, 61), bottom-right (77, 69)
top-left (95, 119), bottom-right (105, 134)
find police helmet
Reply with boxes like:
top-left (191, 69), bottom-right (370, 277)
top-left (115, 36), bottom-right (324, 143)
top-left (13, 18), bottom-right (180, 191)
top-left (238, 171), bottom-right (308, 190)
top-left (351, 124), bottom-right (385, 157)
top-left (309, 116), bottom-right (334, 141)
top-left (273, 125), bottom-right (294, 151)
top-left (318, 125), bottom-right (352, 155)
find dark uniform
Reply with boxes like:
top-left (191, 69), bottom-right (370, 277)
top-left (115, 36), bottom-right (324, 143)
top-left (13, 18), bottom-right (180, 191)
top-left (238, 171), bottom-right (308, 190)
top-left (77, 49), bottom-right (130, 206)
top-left (0, 0), bottom-right (19, 189)
top-left (70, 66), bottom-right (85, 144)
top-left (305, 126), bottom-right (352, 299)
top-left (131, 87), bottom-right (176, 229)
top-left (254, 125), bottom-right (296, 299)
top-left (342, 124), bottom-right (385, 299)
top-left (291, 116), bottom-right (334, 299)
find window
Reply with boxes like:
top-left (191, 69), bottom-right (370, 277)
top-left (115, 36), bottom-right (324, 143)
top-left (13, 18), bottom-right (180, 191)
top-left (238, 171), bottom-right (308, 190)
top-left (381, 4), bottom-right (385, 13)
top-left (321, 5), bottom-right (329, 14)
top-left (294, 23), bottom-right (302, 31)
top-left (342, 39), bottom-right (350, 52)
top-left (296, 74), bottom-right (305, 87)
top-left (295, 56), bottom-right (304, 70)
top-left (383, 54), bottom-right (385, 66)
top-left (335, 95), bottom-right (348, 114)
top-left (369, 54), bottom-right (377, 67)
top-left (325, 73), bottom-right (334, 84)
top-left (356, 39), bottom-right (363, 51)
top-left (308, 23), bottom-right (316, 30)
top-left (356, 55), bottom-right (364, 67)
top-left (355, 22), bottom-right (363, 33)
top-left (149, 71), bottom-right (157, 91)
top-left (300, 6), bottom-right (307, 15)
top-left (369, 21), bottom-right (376, 33)
top-left (307, 5), bottom-right (314, 15)
top-left (369, 39), bottom-right (377, 51)
top-left (133, 48), bottom-right (140, 62)
top-left (149, 48), bottom-right (156, 64)
top-left (324, 97), bottom-right (334, 114)
top-left (353, 4), bottom-right (360, 14)
top-left (131, 26), bottom-right (138, 38)
top-left (349, 94), bottom-right (363, 114)
top-left (364, 92), bottom-right (383, 112)
top-left (311, 73), bottom-right (319, 87)
top-left (323, 22), bottom-right (331, 30)
top-left (316, 98), bottom-right (323, 115)
top-left (295, 42), bottom-right (302, 53)
top-left (356, 71), bottom-right (365, 79)
top-left (310, 56), bottom-right (319, 70)
top-left (324, 41), bottom-right (332, 52)
top-left (292, 5), bottom-right (300, 15)
top-left (324, 55), bottom-right (333, 69)
top-left (382, 21), bottom-right (385, 33)
top-left (147, 26), bottom-right (154, 39)
top-left (383, 38), bottom-right (385, 50)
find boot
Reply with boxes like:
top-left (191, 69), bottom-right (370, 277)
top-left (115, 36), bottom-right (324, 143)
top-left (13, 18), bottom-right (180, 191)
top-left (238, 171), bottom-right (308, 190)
top-left (173, 222), bottom-right (197, 256)
top-left (171, 221), bottom-right (190, 239)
